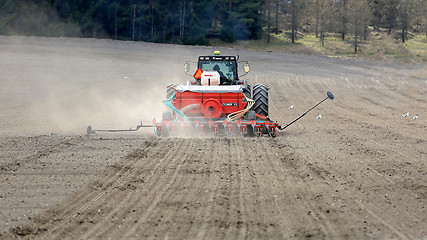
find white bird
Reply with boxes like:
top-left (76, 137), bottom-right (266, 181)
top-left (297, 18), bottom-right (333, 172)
top-left (315, 114), bottom-right (322, 119)
top-left (288, 105), bottom-right (294, 109)
top-left (412, 115), bottom-right (418, 120)
top-left (401, 112), bottom-right (409, 118)
top-left (124, 76), bottom-right (128, 79)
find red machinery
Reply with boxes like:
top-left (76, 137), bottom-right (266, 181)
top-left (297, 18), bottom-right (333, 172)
top-left (155, 83), bottom-right (279, 137)
top-left (153, 51), bottom-right (279, 137)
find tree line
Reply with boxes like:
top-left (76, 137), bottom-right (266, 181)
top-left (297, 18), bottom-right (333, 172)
top-left (0, 0), bottom-right (426, 46)
top-left (272, 0), bottom-right (426, 48)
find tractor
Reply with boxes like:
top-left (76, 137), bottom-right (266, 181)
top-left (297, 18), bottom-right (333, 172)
top-left (157, 50), bottom-right (276, 137)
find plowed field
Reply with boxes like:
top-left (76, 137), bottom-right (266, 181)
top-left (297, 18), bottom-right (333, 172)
top-left (0, 36), bottom-right (426, 239)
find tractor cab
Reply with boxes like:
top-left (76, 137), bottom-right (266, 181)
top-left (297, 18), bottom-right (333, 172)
top-left (185, 51), bottom-right (250, 86)
top-left (197, 55), bottom-right (237, 85)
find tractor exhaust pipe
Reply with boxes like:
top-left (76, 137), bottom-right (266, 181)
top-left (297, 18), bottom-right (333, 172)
top-left (278, 91), bottom-right (334, 130)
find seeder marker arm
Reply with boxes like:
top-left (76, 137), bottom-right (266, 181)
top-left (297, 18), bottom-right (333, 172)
top-left (278, 91), bottom-right (334, 131)
top-left (87, 121), bottom-right (153, 135)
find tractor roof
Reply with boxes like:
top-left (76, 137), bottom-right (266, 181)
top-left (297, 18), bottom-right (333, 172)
top-left (198, 56), bottom-right (237, 61)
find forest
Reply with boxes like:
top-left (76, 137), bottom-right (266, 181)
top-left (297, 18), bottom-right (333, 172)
top-left (0, 0), bottom-right (426, 45)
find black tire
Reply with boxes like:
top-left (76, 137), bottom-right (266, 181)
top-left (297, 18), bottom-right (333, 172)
top-left (243, 84), bottom-right (251, 99)
top-left (253, 83), bottom-right (269, 117)
top-left (166, 84), bottom-right (177, 100)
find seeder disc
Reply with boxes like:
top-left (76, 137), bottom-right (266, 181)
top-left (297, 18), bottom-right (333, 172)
top-left (86, 126), bottom-right (93, 135)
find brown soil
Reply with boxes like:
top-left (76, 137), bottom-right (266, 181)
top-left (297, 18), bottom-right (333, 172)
top-left (0, 36), bottom-right (426, 239)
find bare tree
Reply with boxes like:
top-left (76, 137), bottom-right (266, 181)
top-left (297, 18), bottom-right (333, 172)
top-left (347, 0), bottom-right (370, 52)
top-left (399, 0), bottom-right (409, 42)
top-left (275, 0), bottom-right (279, 34)
top-left (397, 0), bottom-right (416, 42)
top-left (314, 0), bottom-right (332, 46)
top-left (315, 0), bottom-right (319, 37)
top-left (424, 0), bottom-right (427, 37)
top-left (150, 0), bottom-right (154, 38)
top-left (361, 0), bottom-right (371, 40)
top-left (115, 4), bottom-right (118, 40)
top-left (387, 0), bottom-right (398, 34)
top-left (425, 0), bottom-right (427, 37)
top-left (179, 0), bottom-right (186, 39)
top-left (411, 0), bottom-right (427, 36)
top-left (291, 0), bottom-right (296, 43)
top-left (267, 0), bottom-right (271, 43)
top-left (339, 0), bottom-right (347, 40)
top-left (354, 2), bottom-right (360, 52)
top-left (132, 4), bottom-right (136, 41)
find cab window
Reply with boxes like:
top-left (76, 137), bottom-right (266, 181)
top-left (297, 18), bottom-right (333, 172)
top-left (199, 61), bottom-right (237, 80)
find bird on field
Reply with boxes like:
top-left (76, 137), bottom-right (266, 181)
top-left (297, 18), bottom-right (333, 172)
top-left (412, 115), bottom-right (418, 120)
top-left (315, 114), bottom-right (322, 119)
top-left (288, 105), bottom-right (294, 109)
top-left (401, 112), bottom-right (409, 118)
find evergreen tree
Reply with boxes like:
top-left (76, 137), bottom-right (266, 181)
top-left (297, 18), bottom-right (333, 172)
top-left (0, 0), bottom-right (425, 44)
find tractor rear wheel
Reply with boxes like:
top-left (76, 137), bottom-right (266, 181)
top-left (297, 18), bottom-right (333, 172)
top-left (253, 84), bottom-right (269, 118)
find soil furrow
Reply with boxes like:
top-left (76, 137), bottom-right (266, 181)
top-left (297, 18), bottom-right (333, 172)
top-left (79, 138), bottom-right (185, 238)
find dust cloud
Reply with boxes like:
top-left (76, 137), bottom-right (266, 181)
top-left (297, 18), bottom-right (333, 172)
top-left (0, 36), bottom-right (197, 136)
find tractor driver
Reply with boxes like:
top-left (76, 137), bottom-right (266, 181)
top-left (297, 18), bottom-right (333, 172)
top-left (213, 65), bottom-right (227, 84)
